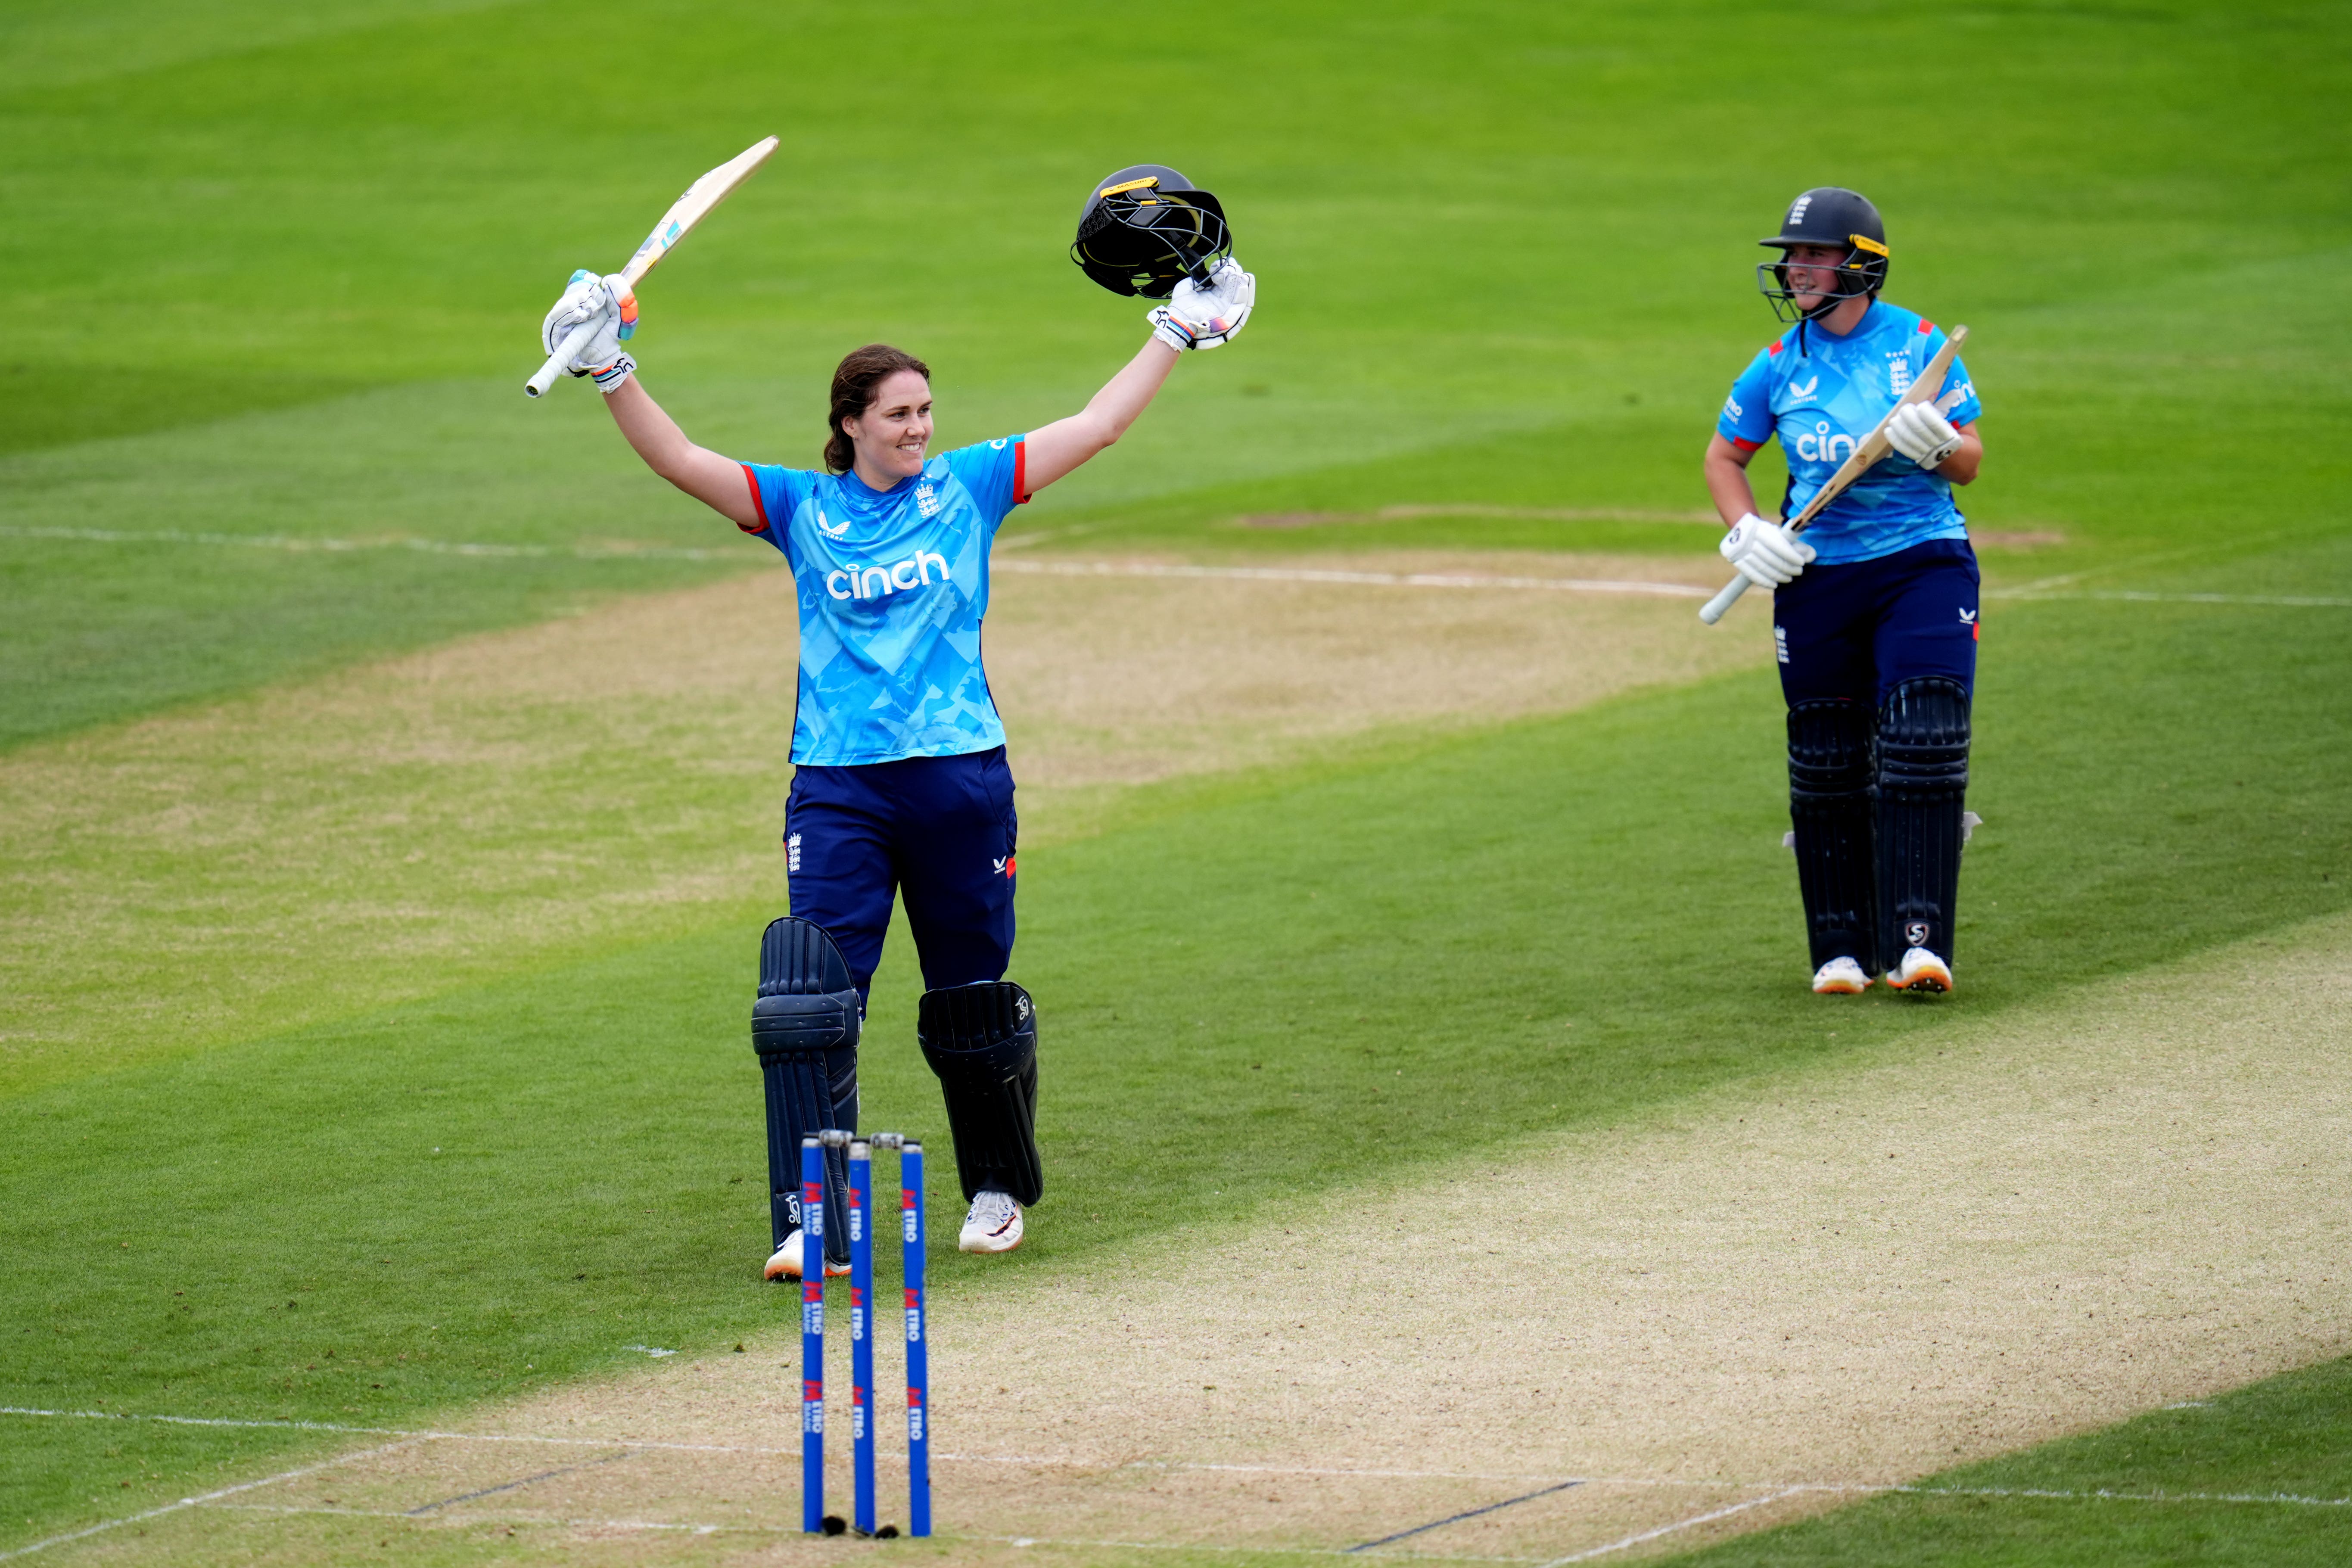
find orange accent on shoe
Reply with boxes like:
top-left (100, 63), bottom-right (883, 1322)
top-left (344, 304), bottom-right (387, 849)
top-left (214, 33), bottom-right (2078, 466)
top-left (1887, 957), bottom-right (1954, 993)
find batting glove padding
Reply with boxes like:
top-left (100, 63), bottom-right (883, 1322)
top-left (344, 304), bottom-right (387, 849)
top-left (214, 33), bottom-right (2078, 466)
top-left (540, 269), bottom-right (639, 383)
top-left (1885, 400), bottom-right (1963, 469)
top-left (1719, 513), bottom-right (1816, 588)
top-left (1148, 257), bottom-right (1255, 351)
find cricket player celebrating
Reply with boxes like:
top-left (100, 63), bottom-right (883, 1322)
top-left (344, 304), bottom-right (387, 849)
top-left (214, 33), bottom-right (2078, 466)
top-left (1703, 187), bottom-right (1984, 995)
top-left (537, 166), bottom-right (1252, 1276)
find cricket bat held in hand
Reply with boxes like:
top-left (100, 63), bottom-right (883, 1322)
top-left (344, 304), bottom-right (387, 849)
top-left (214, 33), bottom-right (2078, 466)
top-left (1698, 324), bottom-right (1970, 624)
top-left (525, 135), bottom-right (780, 398)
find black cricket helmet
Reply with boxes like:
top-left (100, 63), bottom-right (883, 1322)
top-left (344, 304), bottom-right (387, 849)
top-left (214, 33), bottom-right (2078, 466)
top-left (1756, 187), bottom-right (1889, 323)
top-left (1071, 164), bottom-right (1231, 299)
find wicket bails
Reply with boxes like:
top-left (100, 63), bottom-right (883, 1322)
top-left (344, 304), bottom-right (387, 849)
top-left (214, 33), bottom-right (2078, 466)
top-left (803, 1131), bottom-right (930, 1538)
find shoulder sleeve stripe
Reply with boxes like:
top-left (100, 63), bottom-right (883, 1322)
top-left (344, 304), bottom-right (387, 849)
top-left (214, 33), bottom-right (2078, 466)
top-left (1919, 319), bottom-right (1935, 333)
top-left (1730, 436), bottom-right (1763, 454)
top-left (739, 464), bottom-right (769, 534)
top-left (1012, 437), bottom-right (1029, 505)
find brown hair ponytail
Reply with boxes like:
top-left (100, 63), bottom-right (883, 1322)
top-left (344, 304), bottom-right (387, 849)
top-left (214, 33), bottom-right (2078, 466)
top-left (824, 344), bottom-right (931, 473)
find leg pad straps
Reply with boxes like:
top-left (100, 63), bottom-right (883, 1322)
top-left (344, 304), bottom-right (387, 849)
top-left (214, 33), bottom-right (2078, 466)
top-left (1788, 698), bottom-right (1879, 974)
top-left (919, 982), bottom-right (1043, 1207)
top-left (753, 917), bottom-right (862, 1261)
top-left (1876, 677), bottom-right (1971, 964)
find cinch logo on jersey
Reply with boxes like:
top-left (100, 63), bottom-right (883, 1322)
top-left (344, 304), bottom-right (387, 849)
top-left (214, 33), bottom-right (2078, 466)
top-left (824, 549), bottom-right (951, 601)
top-left (1791, 420), bottom-right (1860, 465)
top-left (743, 436), bottom-right (1026, 765)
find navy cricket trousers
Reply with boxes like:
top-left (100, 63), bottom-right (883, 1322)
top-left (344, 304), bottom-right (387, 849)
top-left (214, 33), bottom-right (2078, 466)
top-left (1772, 538), bottom-right (1981, 706)
top-left (784, 746), bottom-right (1019, 1007)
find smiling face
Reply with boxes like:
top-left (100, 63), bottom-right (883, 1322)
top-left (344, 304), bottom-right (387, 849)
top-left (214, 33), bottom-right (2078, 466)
top-left (842, 370), bottom-right (934, 485)
top-left (1779, 243), bottom-right (1850, 314)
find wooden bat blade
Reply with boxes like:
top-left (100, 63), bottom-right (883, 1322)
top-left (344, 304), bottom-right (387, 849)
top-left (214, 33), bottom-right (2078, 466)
top-left (524, 134), bottom-right (779, 398)
top-left (618, 134), bottom-right (779, 289)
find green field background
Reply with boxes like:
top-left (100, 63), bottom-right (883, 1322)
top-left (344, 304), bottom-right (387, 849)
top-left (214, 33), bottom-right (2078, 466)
top-left (4, 0), bottom-right (2349, 1561)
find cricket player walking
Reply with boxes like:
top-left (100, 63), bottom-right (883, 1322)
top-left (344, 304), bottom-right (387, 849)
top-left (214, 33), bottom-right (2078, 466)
top-left (536, 176), bottom-right (1253, 1276)
top-left (1703, 188), bottom-right (1985, 994)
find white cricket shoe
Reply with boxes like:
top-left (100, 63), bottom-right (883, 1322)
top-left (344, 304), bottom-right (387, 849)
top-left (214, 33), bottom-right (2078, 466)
top-left (1811, 956), bottom-right (1872, 994)
top-left (1885, 949), bottom-right (1955, 993)
top-left (958, 1190), bottom-right (1024, 1254)
top-left (762, 1230), bottom-right (851, 1282)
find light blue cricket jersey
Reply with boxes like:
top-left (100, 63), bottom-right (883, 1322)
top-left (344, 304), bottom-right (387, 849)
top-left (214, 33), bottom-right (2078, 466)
top-left (740, 437), bottom-right (1026, 766)
top-left (1716, 302), bottom-right (1982, 565)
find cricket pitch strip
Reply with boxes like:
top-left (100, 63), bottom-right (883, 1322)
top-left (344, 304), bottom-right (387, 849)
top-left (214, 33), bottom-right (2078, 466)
top-left (36, 912), bottom-right (2352, 1565)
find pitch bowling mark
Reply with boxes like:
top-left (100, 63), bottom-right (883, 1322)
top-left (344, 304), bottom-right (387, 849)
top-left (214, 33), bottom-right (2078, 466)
top-left (402, 1448), bottom-right (634, 1515)
top-left (1346, 1478), bottom-right (1587, 1552)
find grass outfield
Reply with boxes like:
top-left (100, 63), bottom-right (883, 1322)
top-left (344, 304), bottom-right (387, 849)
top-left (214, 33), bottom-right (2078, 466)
top-left (6, 0), bottom-right (2352, 1560)
top-left (1668, 1355), bottom-right (2352, 1566)
top-left (6, 0), bottom-right (2347, 744)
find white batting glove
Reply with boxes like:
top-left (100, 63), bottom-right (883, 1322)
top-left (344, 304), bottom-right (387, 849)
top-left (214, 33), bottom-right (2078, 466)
top-left (1148, 257), bottom-right (1255, 351)
top-left (1719, 513), bottom-right (1816, 588)
top-left (1886, 400), bottom-right (1963, 469)
top-left (540, 270), bottom-right (639, 392)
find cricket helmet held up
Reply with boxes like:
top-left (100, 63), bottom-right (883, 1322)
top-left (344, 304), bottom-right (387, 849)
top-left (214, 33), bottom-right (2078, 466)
top-left (1756, 187), bottom-right (1889, 323)
top-left (1071, 164), bottom-right (1232, 299)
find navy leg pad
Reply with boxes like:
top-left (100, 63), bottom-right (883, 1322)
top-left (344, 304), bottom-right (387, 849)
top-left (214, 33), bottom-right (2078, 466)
top-left (1788, 697), bottom-right (1879, 974)
top-left (753, 917), bottom-right (861, 1261)
top-left (918, 982), bottom-right (1042, 1206)
top-left (1876, 677), bottom-right (1971, 965)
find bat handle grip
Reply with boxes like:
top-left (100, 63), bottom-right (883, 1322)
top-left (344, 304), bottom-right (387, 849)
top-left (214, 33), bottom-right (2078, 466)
top-left (1697, 573), bottom-right (1751, 625)
top-left (525, 317), bottom-right (602, 399)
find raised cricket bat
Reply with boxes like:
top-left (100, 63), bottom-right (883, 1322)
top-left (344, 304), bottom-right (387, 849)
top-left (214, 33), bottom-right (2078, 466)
top-left (1698, 324), bottom-right (1971, 624)
top-left (524, 135), bottom-right (780, 398)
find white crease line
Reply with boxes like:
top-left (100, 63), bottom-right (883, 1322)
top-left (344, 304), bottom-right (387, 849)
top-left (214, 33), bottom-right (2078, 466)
top-left (1988, 589), bottom-right (2352, 608)
top-left (210, 1503), bottom-right (725, 1535)
top-left (0, 525), bottom-right (1715, 596)
top-left (15, 526), bottom-right (2336, 609)
top-left (992, 559), bottom-right (1710, 598)
top-left (213, 1506), bottom-right (1534, 1560)
top-left (981, 1535), bottom-right (1537, 1563)
top-left (0, 1439), bottom-right (427, 1561)
top-left (9, 1409), bottom-right (2346, 1526)
top-left (0, 1406), bottom-right (778, 1456)
top-left (1892, 1483), bottom-right (2352, 1508)
top-left (1235, 504), bottom-right (1719, 525)
top-left (0, 525), bottom-right (737, 563)
top-left (1540, 1487), bottom-right (1805, 1564)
